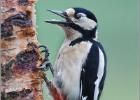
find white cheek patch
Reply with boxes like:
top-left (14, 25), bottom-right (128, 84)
top-left (74, 17), bottom-right (97, 30)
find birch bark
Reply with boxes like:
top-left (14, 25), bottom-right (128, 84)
top-left (0, 0), bottom-right (64, 100)
top-left (0, 0), bottom-right (44, 100)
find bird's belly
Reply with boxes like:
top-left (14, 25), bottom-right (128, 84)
top-left (54, 41), bottom-right (92, 100)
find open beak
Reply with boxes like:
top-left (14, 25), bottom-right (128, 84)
top-left (45, 9), bottom-right (72, 26)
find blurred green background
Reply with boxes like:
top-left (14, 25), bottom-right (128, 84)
top-left (36, 0), bottom-right (139, 100)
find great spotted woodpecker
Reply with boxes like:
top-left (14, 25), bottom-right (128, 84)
top-left (46, 7), bottom-right (107, 100)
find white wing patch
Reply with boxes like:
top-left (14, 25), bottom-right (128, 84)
top-left (94, 47), bottom-right (105, 100)
top-left (82, 96), bottom-right (87, 100)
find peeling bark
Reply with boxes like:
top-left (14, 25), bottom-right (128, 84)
top-left (0, 0), bottom-right (45, 100)
top-left (0, 0), bottom-right (64, 100)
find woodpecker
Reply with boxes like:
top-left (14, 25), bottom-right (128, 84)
top-left (46, 7), bottom-right (107, 100)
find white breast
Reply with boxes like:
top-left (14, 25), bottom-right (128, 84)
top-left (53, 39), bottom-right (92, 100)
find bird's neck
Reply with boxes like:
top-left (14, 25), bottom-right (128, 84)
top-left (69, 37), bottom-right (96, 46)
top-left (64, 28), bottom-right (98, 41)
top-left (63, 26), bottom-right (98, 46)
top-left (64, 27), bottom-right (83, 41)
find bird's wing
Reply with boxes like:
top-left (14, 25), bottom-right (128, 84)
top-left (80, 40), bottom-right (107, 100)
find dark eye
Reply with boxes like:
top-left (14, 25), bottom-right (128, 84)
top-left (75, 14), bottom-right (82, 19)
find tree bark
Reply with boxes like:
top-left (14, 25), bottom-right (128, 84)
top-left (0, 0), bottom-right (45, 100)
top-left (0, 0), bottom-right (64, 100)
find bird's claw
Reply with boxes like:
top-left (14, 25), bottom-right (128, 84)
top-left (38, 45), bottom-right (54, 76)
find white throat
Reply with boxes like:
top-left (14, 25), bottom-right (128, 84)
top-left (62, 27), bottom-right (82, 41)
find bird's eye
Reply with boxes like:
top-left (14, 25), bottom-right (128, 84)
top-left (75, 13), bottom-right (82, 19)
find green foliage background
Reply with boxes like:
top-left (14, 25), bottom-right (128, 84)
top-left (36, 0), bottom-right (139, 100)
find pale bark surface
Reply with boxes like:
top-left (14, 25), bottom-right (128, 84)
top-left (0, 0), bottom-right (45, 100)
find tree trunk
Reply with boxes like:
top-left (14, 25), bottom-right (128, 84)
top-left (0, 0), bottom-right (44, 100)
top-left (0, 0), bottom-right (63, 100)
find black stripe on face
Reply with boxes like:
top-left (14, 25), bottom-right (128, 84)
top-left (65, 8), bottom-right (98, 39)
top-left (69, 23), bottom-right (97, 39)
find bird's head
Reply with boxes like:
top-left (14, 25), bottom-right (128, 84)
top-left (46, 8), bottom-right (98, 40)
